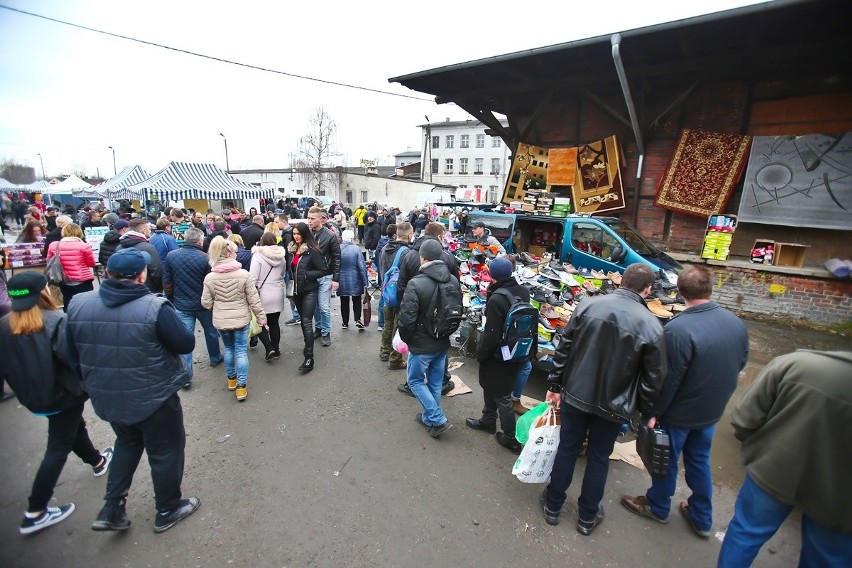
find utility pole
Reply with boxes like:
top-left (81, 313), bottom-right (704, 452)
top-left (219, 133), bottom-right (230, 172)
top-left (108, 146), bottom-right (117, 175)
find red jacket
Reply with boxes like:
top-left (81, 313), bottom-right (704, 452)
top-left (46, 238), bottom-right (95, 283)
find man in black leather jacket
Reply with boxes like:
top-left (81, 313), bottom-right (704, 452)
top-left (307, 206), bottom-right (341, 345)
top-left (540, 263), bottom-right (666, 537)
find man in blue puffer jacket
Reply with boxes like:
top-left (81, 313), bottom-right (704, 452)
top-left (163, 227), bottom-right (223, 382)
top-left (67, 248), bottom-right (201, 534)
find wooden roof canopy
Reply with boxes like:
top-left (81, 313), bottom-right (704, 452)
top-left (389, 0), bottom-right (852, 148)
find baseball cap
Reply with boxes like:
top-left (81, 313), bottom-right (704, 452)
top-left (7, 272), bottom-right (47, 311)
top-left (114, 219), bottom-right (129, 230)
top-left (107, 248), bottom-right (151, 279)
top-left (420, 239), bottom-right (443, 261)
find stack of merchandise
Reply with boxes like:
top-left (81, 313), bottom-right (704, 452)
top-left (3, 239), bottom-right (46, 269)
top-left (701, 215), bottom-right (736, 261)
top-left (551, 196), bottom-right (571, 217)
top-left (535, 194), bottom-right (553, 215)
top-left (521, 190), bottom-right (540, 212)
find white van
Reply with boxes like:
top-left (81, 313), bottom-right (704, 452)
top-left (415, 191), bottom-right (454, 208)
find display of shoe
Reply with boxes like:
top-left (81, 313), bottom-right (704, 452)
top-left (540, 489), bottom-right (561, 525)
top-left (284, 318), bottom-right (301, 326)
top-left (20, 503), bottom-right (75, 535)
top-left (427, 422), bottom-right (452, 438)
top-left (620, 494), bottom-right (669, 524)
top-left (495, 432), bottom-right (522, 454)
top-left (582, 280), bottom-right (599, 293)
top-left (355, 320), bottom-right (365, 331)
top-left (646, 298), bottom-right (674, 318)
top-left (538, 316), bottom-right (556, 332)
top-left (298, 358), bottom-right (314, 373)
top-left (235, 385), bottom-right (247, 401)
top-left (652, 288), bottom-right (677, 305)
top-left (91, 501), bottom-right (130, 532)
top-left (92, 447), bottom-right (114, 477)
top-left (321, 334), bottom-right (331, 347)
top-left (227, 377), bottom-right (237, 391)
top-left (576, 504), bottom-right (605, 536)
top-left (397, 382), bottom-right (414, 397)
top-left (464, 418), bottom-right (496, 434)
top-left (590, 269), bottom-right (607, 279)
top-left (562, 263), bottom-right (579, 274)
top-left (606, 271), bottom-right (622, 285)
top-left (153, 497), bottom-right (201, 533)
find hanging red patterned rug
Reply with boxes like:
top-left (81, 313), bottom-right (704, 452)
top-left (654, 129), bottom-right (751, 218)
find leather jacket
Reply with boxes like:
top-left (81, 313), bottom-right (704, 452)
top-left (547, 288), bottom-right (666, 423)
top-left (313, 226), bottom-right (341, 282)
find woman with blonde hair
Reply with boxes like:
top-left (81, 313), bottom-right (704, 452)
top-left (264, 222), bottom-right (282, 244)
top-left (201, 236), bottom-right (265, 402)
top-left (45, 223), bottom-right (95, 311)
top-left (0, 272), bottom-right (112, 534)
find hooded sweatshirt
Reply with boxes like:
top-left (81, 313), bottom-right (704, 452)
top-left (249, 245), bottom-right (287, 314)
top-left (118, 231), bottom-right (163, 292)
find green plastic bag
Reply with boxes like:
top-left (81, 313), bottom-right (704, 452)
top-left (516, 402), bottom-right (550, 444)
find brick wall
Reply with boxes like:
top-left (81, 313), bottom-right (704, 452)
top-left (681, 260), bottom-right (852, 325)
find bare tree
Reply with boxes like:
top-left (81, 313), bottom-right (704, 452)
top-left (0, 159), bottom-right (36, 184)
top-left (293, 107), bottom-right (340, 197)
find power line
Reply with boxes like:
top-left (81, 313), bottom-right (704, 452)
top-left (0, 4), bottom-right (435, 102)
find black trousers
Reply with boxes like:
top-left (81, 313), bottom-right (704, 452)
top-left (293, 289), bottom-right (317, 358)
top-left (480, 389), bottom-right (517, 437)
top-left (105, 395), bottom-right (185, 513)
top-left (28, 402), bottom-right (102, 512)
top-left (339, 295), bottom-right (362, 326)
top-left (59, 280), bottom-right (94, 313)
top-left (257, 312), bottom-right (281, 352)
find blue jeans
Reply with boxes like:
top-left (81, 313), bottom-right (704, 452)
top-left (177, 309), bottom-right (222, 379)
top-left (512, 360), bottom-right (532, 399)
top-left (408, 350), bottom-right (449, 427)
top-left (313, 275), bottom-right (332, 335)
top-left (544, 402), bottom-right (622, 522)
top-left (646, 422), bottom-right (715, 530)
top-left (378, 293), bottom-right (385, 328)
top-left (718, 474), bottom-right (852, 568)
top-left (220, 324), bottom-right (250, 386)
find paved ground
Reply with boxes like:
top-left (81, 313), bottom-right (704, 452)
top-left (0, 308), bottom-right (848, 567)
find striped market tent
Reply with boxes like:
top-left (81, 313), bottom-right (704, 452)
top-left (87, 165), bottom-right (151, 200)
top-left (125, 161), bottom-right (274, 201)
top-left (0, 178), bottom-right (17, 189)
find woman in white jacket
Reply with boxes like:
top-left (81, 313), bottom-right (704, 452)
top-left (250, 233), bottom-right (287, 361)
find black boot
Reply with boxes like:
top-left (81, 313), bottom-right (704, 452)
top-left (298, 348), bottom-right (314, 373)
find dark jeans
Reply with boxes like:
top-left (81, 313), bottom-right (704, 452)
top-left (257, 312), bottom-right (281, 352)
top-left (59, 280), bottom-right (94, 313)
top-left (105, 395), bottom-right (185, 513)
top-left (480, 389), bottom-right (516, 436)
top-left (544, 402), bottom-right (622, 522)
top-left (339, 295), bottom-right (362, 326)
top-left (28, 403), bottom-right (102, 512)
top-left (294, 289), bottom-right (317, 358)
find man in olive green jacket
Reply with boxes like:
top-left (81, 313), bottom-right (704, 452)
top-left (718, 350), bottom-right (852, 568)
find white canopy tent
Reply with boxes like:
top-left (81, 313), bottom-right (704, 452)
top-left (125, 161), bottom-right (275, 202)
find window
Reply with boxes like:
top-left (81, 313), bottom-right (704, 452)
top-left (446, 135), bottom-right (454, 149)
top-left (458, 184), bottom-right (467, 188)
top-left (432, 136), bottom-right (439, 149)
top-left (476, 134), bottom-right (485, 148)
top-left (444, 158), bottom-right (453, 174)
top-left (431, 159), bottom-right (439, 174)
top-left (571, 223), bottom-right (620, 259)
top-left (489, 185), bottom-right (499, 202)
top-left (460, 134), bottom-right (469, 148)
top-left (474, 158), bottom-right (484, 174)
top-left (459, 158), bottom-right (468, 174)
top-left (491, 158), bottom-right (500, 175)
top-left (360, 191), bottom-right (369, 203)
top-left (345, 190), bottom-right (353, 204)
top-left (492, 137), bottom-right (502, 148)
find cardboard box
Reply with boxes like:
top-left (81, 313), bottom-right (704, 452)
top-left (527, 245), bottom-right (547, 257)
top-left (774, 242), bottom-right (808, 267)
top-left (521, 203), bottom-right (536, 211)
top-left (750, 239), bottom-right (775, 264)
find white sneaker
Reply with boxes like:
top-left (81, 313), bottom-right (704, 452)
top-left (377, 325), bottom-right (384, 331)
top-left (93, 447), bottom-right (114, 477)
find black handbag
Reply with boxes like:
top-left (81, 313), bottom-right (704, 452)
top-left (636, 425), bottom-right (671, 478)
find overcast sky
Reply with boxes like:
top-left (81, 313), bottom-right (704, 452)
top-left (0, 0), bottom-right (765, 179)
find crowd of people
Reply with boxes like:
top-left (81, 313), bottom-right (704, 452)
top-left (1, 193), bottom-right (849, 567)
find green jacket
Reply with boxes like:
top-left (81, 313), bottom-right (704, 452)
top-left (732, 350), bottom-right (852, 534)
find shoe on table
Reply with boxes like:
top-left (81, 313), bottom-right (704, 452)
top-left (441, 380), bottom-right (455, 396)
top-left (153, 497), bottom-right (200, 533)
top-left (645, 299), bottom-right (674, 319)
top-left (93, 447), bottom-right (114, 477)
top-left (284, 318), bottom-right (301, 326)
top-left (321, 334), bottom-right (331, 347)
top-left (679, 502), bottom-right (710, 538)
top-left (397, 383), bottom-right (414, 397)
top-left (621, 494), bottom-right (669, 524)
top-left (576, 504), bottom-right (605, 536)
top-left (495, 432), bottom-right (522, 454)
top-left (91, 502), bottom-right (130, 531)
top-left (20, 503), bottom-right (75, 535)
top-left (355, 320), bottom-right (365, 330)
top-left (465, 418), bottom-right (496, 434)
top-left (227, 377), bottom-right (237, 391)
top-left (428, 422), bottom-right (452, 438)
top-left (388, 361), bottom-right (407, 370)
top-left (540, 489), bottom-right (561, 525)
top-left (236, 385), bottom-right (247, 401)
top-left (513, 399), bottom-right (530, 415)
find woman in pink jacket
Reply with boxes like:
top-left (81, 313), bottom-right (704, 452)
top-left (45, 223), bottom-right (95, 311)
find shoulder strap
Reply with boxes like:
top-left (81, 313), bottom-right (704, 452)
top-left (257, 260), bottom-right (274, 290)
top-left (494, 287), bottom-right (518, 306)
top-left (391, 247), bottom-right (406, 270)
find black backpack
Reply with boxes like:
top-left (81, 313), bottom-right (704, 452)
top-left (426, 277), bottom-right (464, 339)
top-left (494, 288), bottom-right (539, 362)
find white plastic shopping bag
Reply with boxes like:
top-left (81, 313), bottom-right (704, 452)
top-left (511, 407), bottom-right (560, 483)
top-left (392, 330), bottom-right (409, 354)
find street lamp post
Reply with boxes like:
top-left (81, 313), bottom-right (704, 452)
top-left (108, 146), bottom-right (117, 175)
top-left (36, 153), bottom-right (45, 180)
top-left (219, 133), bottom-right (230, 172)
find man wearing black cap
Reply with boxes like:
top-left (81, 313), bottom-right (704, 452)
top-left (98, 219), bottom-right (129, 266)
top-left (66, 248), bottom-right (200, 533)
top-left (471, 220), bottom-right (506, 255)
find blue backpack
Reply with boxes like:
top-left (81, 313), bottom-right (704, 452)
top-left (381, 248), bottom-right (407, 308)
top-left (494, 288), bottom-right (539, 362)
